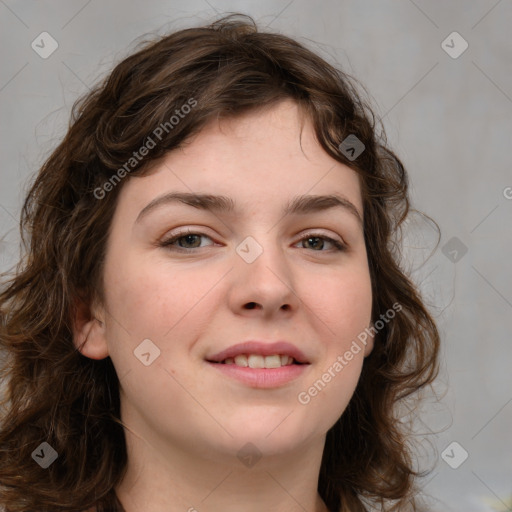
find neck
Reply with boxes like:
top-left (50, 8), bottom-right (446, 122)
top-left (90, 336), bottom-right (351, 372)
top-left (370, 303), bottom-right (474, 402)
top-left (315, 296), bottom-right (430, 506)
top-left (115, 424), bottom-right (330, 512)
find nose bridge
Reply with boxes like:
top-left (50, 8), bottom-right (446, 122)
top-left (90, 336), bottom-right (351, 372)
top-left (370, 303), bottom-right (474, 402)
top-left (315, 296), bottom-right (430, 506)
top-left (236, 228), bottom-right (284, 272)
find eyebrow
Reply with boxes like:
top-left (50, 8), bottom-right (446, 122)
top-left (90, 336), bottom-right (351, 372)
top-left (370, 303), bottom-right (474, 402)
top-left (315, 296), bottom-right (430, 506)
top-left (135, 192), bottom-right (363, 226)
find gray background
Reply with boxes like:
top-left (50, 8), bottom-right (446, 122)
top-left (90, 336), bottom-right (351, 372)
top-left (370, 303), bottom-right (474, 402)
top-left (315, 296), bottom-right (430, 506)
top-left (1, 1), bottom-right (511, 511)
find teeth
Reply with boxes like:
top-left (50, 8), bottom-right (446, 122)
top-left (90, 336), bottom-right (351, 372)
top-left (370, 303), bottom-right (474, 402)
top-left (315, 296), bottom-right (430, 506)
top-left (224, 354), bottom-right (294, 368)
top-left (262, 355), bottom-right (281, 368)
top-left (234, 355), bottom-right (249, 367)
top-left (248, 354), bottom-right (265, 368)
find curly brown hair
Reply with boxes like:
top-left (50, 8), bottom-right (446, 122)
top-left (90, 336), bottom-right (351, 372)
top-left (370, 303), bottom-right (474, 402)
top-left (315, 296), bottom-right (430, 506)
top-left (0, 13), bottom-right (440, 512)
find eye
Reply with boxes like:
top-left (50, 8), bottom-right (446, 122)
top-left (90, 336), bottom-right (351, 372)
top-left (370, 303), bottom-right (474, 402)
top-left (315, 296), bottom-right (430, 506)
top-left (159, 230), bottom-right (346, 253)
top-left (159, 229), bottom-right (214, 252)
top-left (296, 233), bottom-right (346, 252)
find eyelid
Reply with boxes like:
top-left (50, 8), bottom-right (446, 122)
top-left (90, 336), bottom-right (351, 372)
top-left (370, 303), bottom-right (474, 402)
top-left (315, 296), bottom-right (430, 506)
top-left (300, 229), bottom-right (346, 246)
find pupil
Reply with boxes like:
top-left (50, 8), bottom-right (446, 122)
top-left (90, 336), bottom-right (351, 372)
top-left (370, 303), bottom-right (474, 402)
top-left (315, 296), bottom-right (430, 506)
top-left (181, 234), bottom-right (200, 248)
top-left (306, 237), bottom-right (322, 250)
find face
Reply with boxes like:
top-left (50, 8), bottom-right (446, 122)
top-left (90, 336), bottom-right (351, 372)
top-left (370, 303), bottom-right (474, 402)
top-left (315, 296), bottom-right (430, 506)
top-left (77, 100), bottom-right (374, 464)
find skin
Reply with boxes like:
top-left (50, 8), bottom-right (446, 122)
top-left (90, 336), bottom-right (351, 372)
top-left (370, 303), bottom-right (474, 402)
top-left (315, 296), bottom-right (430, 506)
top-left (74, 100), bottom-right (374, 512)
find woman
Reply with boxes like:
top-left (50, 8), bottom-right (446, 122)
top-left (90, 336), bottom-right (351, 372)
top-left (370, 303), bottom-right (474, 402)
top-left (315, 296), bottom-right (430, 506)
top-left (0, 14), bottom-right (440, 512)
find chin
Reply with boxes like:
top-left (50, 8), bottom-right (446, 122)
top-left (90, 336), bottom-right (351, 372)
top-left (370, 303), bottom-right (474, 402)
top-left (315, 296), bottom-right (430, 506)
top-left (211, 435), bottom-right (306, 465)
top-left (220, 420), bottom-right (313, 453)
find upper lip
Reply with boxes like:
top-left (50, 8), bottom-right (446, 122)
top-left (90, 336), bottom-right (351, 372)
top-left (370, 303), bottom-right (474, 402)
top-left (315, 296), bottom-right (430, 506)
top-left (207, 341), bottom-right (310, 364)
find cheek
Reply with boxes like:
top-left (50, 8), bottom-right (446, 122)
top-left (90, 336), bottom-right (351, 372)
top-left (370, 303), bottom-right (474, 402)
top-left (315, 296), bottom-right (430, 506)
top-left (101, 258), bottom-right (217, 416)
top-left (308, 265), bottom-right (373, 343)
top-left (105, 255), bottom-right (209, 334)
top-left (102, 255), bottom-right (222, 379)
top-left (296, 270), bottom-right (371, 425)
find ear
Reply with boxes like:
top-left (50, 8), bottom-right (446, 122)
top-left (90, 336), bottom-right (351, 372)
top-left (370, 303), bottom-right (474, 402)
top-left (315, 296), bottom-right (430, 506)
top-left (71, 292), bottom-right (109, 360)
top-left (362, 321), bottom-right (375, 358)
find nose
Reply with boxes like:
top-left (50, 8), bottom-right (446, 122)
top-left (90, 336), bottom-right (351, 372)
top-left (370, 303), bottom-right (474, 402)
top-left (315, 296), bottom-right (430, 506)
top-left (228, 235), bottom-right (300, 317)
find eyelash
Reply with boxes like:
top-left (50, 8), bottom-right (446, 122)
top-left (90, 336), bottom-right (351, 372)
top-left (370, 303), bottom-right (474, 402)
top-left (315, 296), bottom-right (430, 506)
top-left (159, 229), bottom-right (347, 253)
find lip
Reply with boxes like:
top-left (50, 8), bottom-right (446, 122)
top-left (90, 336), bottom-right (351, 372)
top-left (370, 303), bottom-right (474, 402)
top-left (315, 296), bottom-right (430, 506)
top-left (207, 361), bottom-right (309, 388)
top-left (206, 340), bottom-right (310, 364)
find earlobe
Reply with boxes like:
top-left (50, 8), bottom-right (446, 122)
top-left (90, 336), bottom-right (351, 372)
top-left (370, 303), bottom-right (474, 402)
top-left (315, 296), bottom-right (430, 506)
top-left (363, 323), bottom-right (375, 357)
top-left (71, 294), bottom-right (110, 360)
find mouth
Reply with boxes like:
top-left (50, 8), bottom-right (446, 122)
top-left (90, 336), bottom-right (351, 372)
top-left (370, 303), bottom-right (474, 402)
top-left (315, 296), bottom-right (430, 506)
top-left (205, 340), bottom-right (311, 388)
top-left (206, 340), bottom-right (311, 366)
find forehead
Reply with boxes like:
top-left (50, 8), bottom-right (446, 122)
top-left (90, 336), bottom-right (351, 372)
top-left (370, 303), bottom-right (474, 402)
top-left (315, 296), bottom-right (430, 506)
top-left (118, 100), bottom-right (363, 220)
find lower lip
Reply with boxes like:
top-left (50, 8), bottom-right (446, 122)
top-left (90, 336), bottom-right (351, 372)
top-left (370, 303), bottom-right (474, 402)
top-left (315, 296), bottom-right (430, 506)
top-left (207, 362), bottom-right (310, 388)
